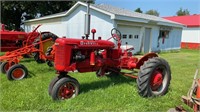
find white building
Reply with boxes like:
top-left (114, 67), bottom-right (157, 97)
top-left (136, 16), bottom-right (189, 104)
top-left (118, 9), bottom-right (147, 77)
top-left (24, 1), bottom-right (183, 54)
top-left (164, 15), bottom-right (200, 49)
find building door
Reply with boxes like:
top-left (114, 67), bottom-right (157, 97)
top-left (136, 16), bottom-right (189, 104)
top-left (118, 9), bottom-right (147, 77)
top-left (118, 25), bottom-right (141, 54)
top-left (144, 28), bottom-right (151, 53)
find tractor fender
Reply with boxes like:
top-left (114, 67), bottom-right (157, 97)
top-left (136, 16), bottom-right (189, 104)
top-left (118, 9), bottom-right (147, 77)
top-left (136, 52), bottom-right (158, 69)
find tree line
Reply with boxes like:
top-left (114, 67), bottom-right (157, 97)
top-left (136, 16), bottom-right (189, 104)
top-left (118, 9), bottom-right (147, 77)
top-left (1, 1), bottom-right (190, 31)
top-left (135, 7), bottom-right (190, 17)
top-left (1, 1), bottom-right (94, 31)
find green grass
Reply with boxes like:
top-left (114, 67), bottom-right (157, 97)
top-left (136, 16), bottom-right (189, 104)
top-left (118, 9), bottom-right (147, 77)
top-left (0, 49), bottom-right (199, 111)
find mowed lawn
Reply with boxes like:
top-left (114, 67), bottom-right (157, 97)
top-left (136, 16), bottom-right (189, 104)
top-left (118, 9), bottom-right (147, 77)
top-left (0, 49), bottom-right (199, 111)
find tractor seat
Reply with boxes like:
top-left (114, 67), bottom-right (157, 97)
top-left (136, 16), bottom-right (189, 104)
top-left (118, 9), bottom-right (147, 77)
top-left (120, 45), bottom-right (134, 51)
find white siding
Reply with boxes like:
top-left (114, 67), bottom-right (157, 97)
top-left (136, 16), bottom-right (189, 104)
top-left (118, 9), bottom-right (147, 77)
top-left (182, 27), bottom-right (200, 43)
top-left (63, 5), bottom-right (114, 40)
top-left (25, 18), bottom-right (66, 37)
top-left (151, 26), bottom-right (160, 52)
top-left (151, 27), bottom-right (182, 51)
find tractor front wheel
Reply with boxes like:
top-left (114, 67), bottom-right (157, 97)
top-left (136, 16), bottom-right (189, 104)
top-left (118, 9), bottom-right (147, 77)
top-left (48, 75), bottom-right (73, 96)
top-left (7, 64), bottom-right (28, 80)
top-left (137, 57), bottom-right (171, 97)
top-left (51, 77), bottom-right (80, 100)
top-left (48, 76), bottom-right (60, 96)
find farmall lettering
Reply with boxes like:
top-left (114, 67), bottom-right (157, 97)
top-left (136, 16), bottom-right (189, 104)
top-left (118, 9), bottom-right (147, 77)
top-left (80, 41), bottom-right (98, 46)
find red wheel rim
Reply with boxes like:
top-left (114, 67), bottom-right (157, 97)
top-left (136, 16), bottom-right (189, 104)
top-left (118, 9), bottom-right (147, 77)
top-left (150, 68), bottom-right (163, 91)
top-left (11, 68), bottom-right (25, 79)
top-left (58, 82), bottom-right (76, 99)
top-left (4, 63), bottom-right (9, 72)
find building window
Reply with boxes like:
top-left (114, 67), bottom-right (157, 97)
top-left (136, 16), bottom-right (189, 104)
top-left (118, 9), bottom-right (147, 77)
top-left (129, 34), bottom-right (133, 39)
top-left (122, 34), bottom-right (127, 39)
top-left (159, 30), bottom-right (169, 38)
top-left (134, 35), bottom-right (139, 39)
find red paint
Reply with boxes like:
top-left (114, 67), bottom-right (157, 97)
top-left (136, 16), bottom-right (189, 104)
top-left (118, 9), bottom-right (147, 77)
top-left (163, 15), bottom-right (200, 27)
top-left (0, 24), bottom-right (40, 51)
top-left (0, 38), bottom-right (54, 68)
top-left (90, 52), bottom-right (95, 65)
top-left (181, 42), bottom-right (200, 49)
top-left (59, 83), bottom-right (75, 99)
top-left (12, 68), bottom-right (24, 79)
top-left (136, 53), bottom-right (158, 69)
top-left (150, 70), bottom-right (163, 91)
top-left (91, 29), bottom-right (96, 33)
top-left (193, 80), bottom-right (200, 111)
top-left (54, 30), bottom-right (159, 75)
top-left (162, 37), bottom-right (165, 44)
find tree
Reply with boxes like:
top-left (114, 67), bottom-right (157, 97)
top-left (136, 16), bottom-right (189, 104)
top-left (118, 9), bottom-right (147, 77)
top-left (1, 1), bottom-right (95, 31)
top-left (176, 8), bottom-right (190, 16)
top-left (135, 8), bottom-right (143, 13)
top-left (145, 9), bottom-right (159, 16)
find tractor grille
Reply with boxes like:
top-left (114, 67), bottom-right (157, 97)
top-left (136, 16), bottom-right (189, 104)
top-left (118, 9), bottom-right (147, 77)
top-left (55, 45), bottom-right (65, 67)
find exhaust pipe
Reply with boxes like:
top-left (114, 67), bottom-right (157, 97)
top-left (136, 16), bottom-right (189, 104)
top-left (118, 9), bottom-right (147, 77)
top-left (84, 1), bottom-right (91, 39)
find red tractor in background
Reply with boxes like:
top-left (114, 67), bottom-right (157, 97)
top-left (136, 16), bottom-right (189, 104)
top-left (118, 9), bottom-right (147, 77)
top-left (48, 1), bottom-right (171, 100)
top-left (0, 24), bottom-right (58, 80)
top-left (0, 24), bottom-right (37, 51)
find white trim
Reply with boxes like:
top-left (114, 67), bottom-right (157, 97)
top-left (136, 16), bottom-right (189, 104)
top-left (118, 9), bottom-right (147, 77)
top-left (157, 21), bottom-right (184, 28)
top-left (25, 1), bottom-right (115, 23)
top-left (115, 15), bottom-right (148, 23)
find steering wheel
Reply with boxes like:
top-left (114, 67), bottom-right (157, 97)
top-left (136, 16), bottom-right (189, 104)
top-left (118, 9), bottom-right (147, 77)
top-left (111, 28), bottom-right (121, 41)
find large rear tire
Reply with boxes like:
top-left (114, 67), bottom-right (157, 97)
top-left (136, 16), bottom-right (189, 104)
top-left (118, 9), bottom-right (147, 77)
top-left (33, 32), bottom-right (58, 63)
top-left (46, 46), bottom-right (54, 67)
top-left (51, 77), bottom-right (80, 100)
top-left (137, 57), bottom-right (171, 97)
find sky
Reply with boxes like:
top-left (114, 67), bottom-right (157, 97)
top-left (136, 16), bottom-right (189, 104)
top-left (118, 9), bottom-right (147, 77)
top-left (95, 0), bottom-right (200, 17)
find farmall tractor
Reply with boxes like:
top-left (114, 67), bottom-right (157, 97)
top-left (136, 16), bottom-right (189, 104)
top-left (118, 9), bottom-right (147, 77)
top-left (48, 2), bottom-right (171, 100)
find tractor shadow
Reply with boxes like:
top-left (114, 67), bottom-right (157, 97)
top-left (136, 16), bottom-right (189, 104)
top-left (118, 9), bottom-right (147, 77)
top-left (27, 71), bottom-right (36, 78)
top-left (80, 75), bottom-right (137, 94)
top-left (20, 58), bottom-right (35, 63)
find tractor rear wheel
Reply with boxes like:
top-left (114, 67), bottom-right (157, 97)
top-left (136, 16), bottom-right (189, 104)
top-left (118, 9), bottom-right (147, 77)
top-left (33, 32), bottom-right (58, 63)
top-left (6, 64), bottom-right (28, 80)
top-left (46, 46), bottom-right (54, 67)
top-left (51, 77), bottom-right (80, 100)
top-left (137, 57), bottom-right (171, 97)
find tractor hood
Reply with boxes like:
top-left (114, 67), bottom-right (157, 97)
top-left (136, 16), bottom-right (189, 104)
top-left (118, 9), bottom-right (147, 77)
top-left (55, 38), bottom-right (115, 49)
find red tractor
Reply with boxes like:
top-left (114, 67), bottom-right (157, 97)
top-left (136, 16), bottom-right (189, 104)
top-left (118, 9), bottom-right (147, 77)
top-left (0, 25), bottom-right (58, 80)
top-left (0, 24), bottom-right (38, 51)
top-left (48, 28), bottom-right (171, 100)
